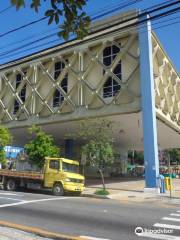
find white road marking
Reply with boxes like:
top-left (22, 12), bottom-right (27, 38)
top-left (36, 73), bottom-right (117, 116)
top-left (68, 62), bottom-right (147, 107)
top-left (0, 192), bottom-right (23, 196)
top-left (154, 223), bottom-right (180, 230)
top-left (170, 213), bottom-right (180, 217)
top-left (0, 197), bottom-right (23, 202)
top-left (162, 217), bottom-right (180, 222)
top-left (0, 196), bottom-right (74, 208)
top-left (80, 236), bottom-right (110, 240)
top-left (137, 232), bottom-right (180, 240)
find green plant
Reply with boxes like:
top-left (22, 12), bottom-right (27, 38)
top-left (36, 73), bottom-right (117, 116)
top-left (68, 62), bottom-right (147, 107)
top-left (11, 0), bottom-right (90, 39)
top-left (0, 126), bottom-right (12, 164)
top-left (25, 125), bottom-right (59, 168)
top-left (94, 188), bottom-right (109, 196)
top-left (79, 119), bottom-right (114, 190)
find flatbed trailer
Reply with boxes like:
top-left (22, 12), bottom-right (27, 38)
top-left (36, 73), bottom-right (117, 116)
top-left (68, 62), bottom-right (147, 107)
top-left (0, 169), bottom-right (44, 192)
top-left (0, 169), bottom-right (43, 180)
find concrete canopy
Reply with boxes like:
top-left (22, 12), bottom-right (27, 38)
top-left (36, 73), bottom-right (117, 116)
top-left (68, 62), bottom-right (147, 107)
top-left (9, 112), bottom-right (180, 150)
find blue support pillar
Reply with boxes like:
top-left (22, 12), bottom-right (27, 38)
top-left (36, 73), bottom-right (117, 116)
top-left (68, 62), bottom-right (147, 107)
top-left (65, 139), bottom-right (74, 159)
top-left (139, 15), bottom-right (159, 189)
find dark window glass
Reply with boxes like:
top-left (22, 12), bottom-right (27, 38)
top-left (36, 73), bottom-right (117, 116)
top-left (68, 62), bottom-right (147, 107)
top-left (16, 74), bottom-right (22, 88)
top-left (20, 86), bottom-right (26, 102)
top-left (13, 100), bottom-right (19, 114)
top-left (53, 62), bottom-right (68, 107)
top-left (113, 80), bottom-right (121, 95)
top-left (104, 77), bottom-right (112, 87)
top-left (55, 62), bottom-right (61, 70)
top-left (103, 56), bottom-right (111, 66)
top-left (103, 46), bottom-right (111, 57)
top-left (54, 71), bottom-right (60, 80)
top-left (113, 63), bottom-right (122, 79)
top-left (14, 73), bottom-right (26, 114)
top-left (103, 77), bottom-right (112, 98)
top-left (112, 45), bottom-right (120, 54)
top-left (49, 160), bottom-right (59, 170)
top-left (103, 45), bottom-right (121, 98)
top-left (62, 162), bottom-right (79, 173)
top-left (54, 61), bottom-right (65, 80)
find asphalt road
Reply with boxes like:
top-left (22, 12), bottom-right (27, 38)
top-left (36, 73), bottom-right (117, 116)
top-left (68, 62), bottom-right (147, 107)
top-left (0, 190), bottom-right (180, 240)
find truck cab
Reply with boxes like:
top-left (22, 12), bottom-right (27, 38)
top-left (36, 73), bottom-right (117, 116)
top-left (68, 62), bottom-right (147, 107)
top-left (43, 157), bottom-right (85, 196)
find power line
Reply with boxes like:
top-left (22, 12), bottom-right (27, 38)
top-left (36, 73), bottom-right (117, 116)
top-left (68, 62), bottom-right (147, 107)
top-left (0, 27), bottom-right (58, 50)
top-left (92, 0), bottom-right (180, 35)
top-left (0, 5), bottom-right (12, 15)
top-left (0, 0), bottom-right (147, 53)
top-left (0, 16), bottom-right (47, 38)
top-left (0, 2), bottom-right (179, 64)
top-left (0, 18), bottom-right (179, 63)
top-left (92, 0), bottom-right (144, 20)
top-left (0, 0), bottom-right (145, 56)
top-left (0, 0), bottom-right (144, 40)
top-left (0, 0), bottom-right (140, 50)
top-left (0, 0), bottom-right (174, 46)
top-left (89, 0), bottom-right (142, 16)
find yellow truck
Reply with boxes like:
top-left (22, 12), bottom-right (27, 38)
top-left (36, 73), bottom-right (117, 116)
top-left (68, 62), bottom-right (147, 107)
top-left (0, 157), bottom-right (85, 196)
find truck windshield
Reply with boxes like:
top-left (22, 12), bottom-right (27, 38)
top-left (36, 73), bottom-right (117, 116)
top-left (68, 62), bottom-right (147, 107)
top-left (62, 162), bottom-right (79, 173)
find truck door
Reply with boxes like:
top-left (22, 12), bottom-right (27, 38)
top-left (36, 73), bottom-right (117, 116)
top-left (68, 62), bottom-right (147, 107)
top-left (44, 159), bottom-right (60, 188)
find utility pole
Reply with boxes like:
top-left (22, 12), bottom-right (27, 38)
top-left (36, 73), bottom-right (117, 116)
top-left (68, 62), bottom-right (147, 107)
top-left (168, 153), bottom-right (172, 198)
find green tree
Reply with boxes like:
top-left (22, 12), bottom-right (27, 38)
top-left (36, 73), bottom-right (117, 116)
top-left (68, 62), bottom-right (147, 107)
top-left (25, 125), bottom-right (59, 168)
top-left (128, 150), bottom-right (144, 165)
top-left (78, 119), bottom-right (114, 190)
top-left (0, 126), bottom-right (12, 164)
top-left (10, 0), bottom-right (90, 39)
top-left (166, 149), bottom-right (180, 165)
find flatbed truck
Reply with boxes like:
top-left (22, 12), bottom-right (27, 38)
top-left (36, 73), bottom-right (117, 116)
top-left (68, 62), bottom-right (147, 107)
top-left (0, 157), bottom-right (85, 196)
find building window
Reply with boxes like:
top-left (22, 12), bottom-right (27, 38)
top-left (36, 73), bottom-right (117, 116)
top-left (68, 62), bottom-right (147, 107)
top-left (53, 61), bottom-right (68, 107)
top-left (13, 73), bottom-right (26, 114)
top-left (103, 45), bottom-right (121, 98)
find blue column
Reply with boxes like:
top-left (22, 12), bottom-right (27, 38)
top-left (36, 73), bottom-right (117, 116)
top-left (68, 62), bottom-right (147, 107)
top-left (65, 139), bottom-right (74, 159)
top-left (139, 15), bottom-right (159, 188)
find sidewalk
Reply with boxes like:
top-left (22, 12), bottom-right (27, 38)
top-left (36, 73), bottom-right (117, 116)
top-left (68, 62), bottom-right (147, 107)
top-left (83, 177), bottom-right (180, 204)
top-left (0, 226), bottom-right (52, 240)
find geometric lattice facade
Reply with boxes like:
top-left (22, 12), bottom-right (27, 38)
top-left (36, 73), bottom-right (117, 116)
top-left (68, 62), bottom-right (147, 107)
top-left (0, 28), bottom-right (140, 127)
top-left (0, 12), bottom-right (179, 136)
top-left (152, 34), bottom-right (180, 131)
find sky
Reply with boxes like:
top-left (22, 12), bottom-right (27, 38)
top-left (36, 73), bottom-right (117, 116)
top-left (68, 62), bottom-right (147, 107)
top-left (0, 0), bottom-right (179, 73)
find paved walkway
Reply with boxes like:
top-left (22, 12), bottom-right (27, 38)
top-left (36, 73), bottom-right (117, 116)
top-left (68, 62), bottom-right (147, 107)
top-left (0, 226), bottom-right (52, 240)
top-left (84, 177), bottom-right (180, 203)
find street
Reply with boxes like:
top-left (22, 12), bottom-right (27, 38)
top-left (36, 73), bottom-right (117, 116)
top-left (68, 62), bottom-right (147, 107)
top-left (0, 190), bottom-right (180, 239)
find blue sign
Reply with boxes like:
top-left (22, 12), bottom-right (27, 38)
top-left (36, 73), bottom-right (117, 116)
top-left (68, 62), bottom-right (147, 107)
top-left (4, 146), bottom-right (24, 159)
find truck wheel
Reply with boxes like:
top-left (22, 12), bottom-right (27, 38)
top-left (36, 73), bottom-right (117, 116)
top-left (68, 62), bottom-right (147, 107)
top-left (6, 179), bottom-right (17, 191)
top-left (52, 183), bottom-right (64, 196)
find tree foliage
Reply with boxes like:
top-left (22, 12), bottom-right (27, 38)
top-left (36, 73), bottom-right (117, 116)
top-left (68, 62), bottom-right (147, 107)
top-left (10, 0), bottom-right (90, 39)
top-left (128, 150), bottom-right (144, 165)
top-left (0, 126), bottom-right (12, 164)
top-left (77, 119), bottom-right (114, 189)
top-left (166, 149), bottom-right (180, 164)
top-left (79, 119), bottom-right (114, 166)
top-left (25, 125), bottom-right (59, 168)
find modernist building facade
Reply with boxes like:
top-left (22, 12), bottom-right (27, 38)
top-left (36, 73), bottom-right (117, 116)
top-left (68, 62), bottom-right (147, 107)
top-left (0, 11), bottom-right (179, 190)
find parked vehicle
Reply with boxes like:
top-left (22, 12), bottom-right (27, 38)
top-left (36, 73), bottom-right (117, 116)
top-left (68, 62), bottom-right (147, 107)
top-left (0, 157), bottom-right (85, 196)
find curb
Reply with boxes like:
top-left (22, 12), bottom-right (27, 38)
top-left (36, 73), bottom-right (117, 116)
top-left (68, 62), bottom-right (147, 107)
top-left (82, 193), bottom-right (110, 199)
top-left (0, 221), bottom-right (87, 240)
